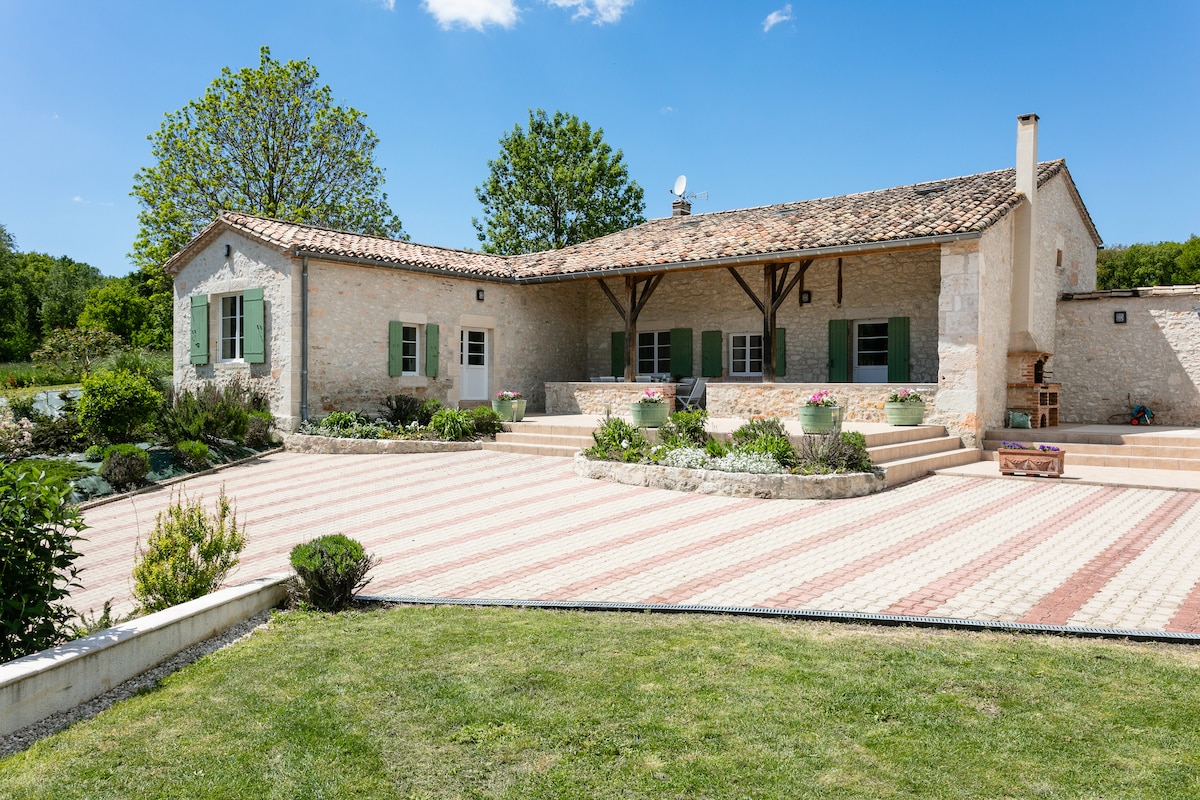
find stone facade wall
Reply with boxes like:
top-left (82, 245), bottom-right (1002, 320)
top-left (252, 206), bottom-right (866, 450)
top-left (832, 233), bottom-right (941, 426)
top-left (545, 382), bottom-right (676, 414)
top-left (1055, 291), bottom-right (1200, 425)
top-left (580, 249), bottom-right (942, 383)
top-left (935, 238), bottom-right (986, 445)
top-left (306, 261), bottom-right (587, 416)
top-left (173, 232), bottom-right (301, 429)
top-left (1036, 172), bottom-right (1100, 351)
top-left (705, 383), bottom-right (940, 424)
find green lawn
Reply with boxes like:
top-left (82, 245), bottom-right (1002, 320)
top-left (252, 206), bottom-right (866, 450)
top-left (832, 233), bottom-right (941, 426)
top-left (2, 606), bottom-right (1199, 799)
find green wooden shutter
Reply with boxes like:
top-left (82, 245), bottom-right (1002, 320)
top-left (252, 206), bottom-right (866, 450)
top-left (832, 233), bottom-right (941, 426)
top-left (774, 327), bottom-right (786, 377)
top-left (669, 328), bottom-right (692, 378)
top-left (189, 295), bottom-right (209, 365)
top-left (887, 316), bottom-right (910, 382)
top-left (610, 331), bottom-right (625, 377)
top-left (243, 288), bottom-right (265, 364)
top-left (828, 319), bottom-right (849, 382)
top-left (423, 323), bottom-right (439, 377)
top-left (388, 321), bottom-right (404, 377)
top-left (701, 330), bottom-right (723, 377)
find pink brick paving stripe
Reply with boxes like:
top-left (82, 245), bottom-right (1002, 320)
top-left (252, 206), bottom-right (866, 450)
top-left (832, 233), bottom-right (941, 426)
top-left (371, 485), bottom-right (686, 590)
top-left (881, 486), bottom-right (1126, 617)
top-left (1166, 577), bottom-right (1200, 633)
top-left (231, 475), bottom-right (622, 582)
top-left (642, 478), bottom-right (992, 606)
top-left (530, 500), bottom-right (833, 603)
top-left (1018, 491), bottom-right (1200, 626)
top-left (759, 482), bottom-right (1059, 609)
top-left (444, 493), bottom-right (768, 599)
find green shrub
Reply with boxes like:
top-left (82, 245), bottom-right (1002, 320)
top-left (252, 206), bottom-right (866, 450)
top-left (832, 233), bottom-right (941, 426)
top-left (6, 458), bottom-right (92, 495)
top-left (0, 463), bottom-right (86, 661)
top-left (69, 599), bottom-right (135, 640)
top-left (584, 417), bottom-right (649, 462)
top-left (245, 410), bottom-right (274, 447)
top-left (730, 417), bottom-right (789, 446)
top-left (734, 435), bottom-right (798, 470)
top-left (173, 439), bottom-right (211, 471)
top-left (659, 409), bottom-right (710, 449)
top-left (83, 444), bottom-right (105, 462)
top-left (159, 381), bottom-right (254, 445)
top-left (381, 393), bottom-right (424, 426)
top-left (704, 437), bottom-right (729, 458)
top-left (28, 409), bottom-right (86, 454)
top-left (429, 408), bottom-right (475, 441)
top-left (78, 368), bottom-right (163, 444)
top-left (0, 404), bottom-right (33, 462)
top-left (469, 406), bottom-right (504, 437)
top-left (101, 444), bottom-right (151, 489)
top-left (29, 328), bottom-right (120, 378)
top-left (132, 487), bottom-right (245, 613)
top-left (288, 533), bottom-right (378, 612)
top-left (419, 398), bottom-right (444, 426)
top-left (96, 349), bottom-right (173, 392)
top-left (795, 430), bottom-right (875, 474)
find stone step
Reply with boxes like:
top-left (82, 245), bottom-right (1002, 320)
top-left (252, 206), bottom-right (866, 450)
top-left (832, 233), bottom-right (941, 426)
top-left (882, 448), bottom-right (982, 488)
top-left (983, 429), bottom-right (1200, 449)
top-left (982, 440), bottom-right (1200, 459)
top-left (868, 435), bottom-right (964, 463)
top-left (980, 449), bottom-right (1200, 471)
top-left (481, 441), bottom-right (582, 458)
top-left (494, 431), bottom-right (593, 448)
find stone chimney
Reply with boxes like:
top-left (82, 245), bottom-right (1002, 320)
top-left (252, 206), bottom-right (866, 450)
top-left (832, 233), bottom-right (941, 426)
top-left (671, 197), bottom-right (692, 217)
top-left (1009, 113), bottom-right (1040, 352)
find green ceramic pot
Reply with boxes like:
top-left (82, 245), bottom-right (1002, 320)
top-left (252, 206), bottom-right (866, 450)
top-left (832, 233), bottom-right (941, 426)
top-left (884, 401), bottom-right (925, 426)
top-left (631, 402), bottom-right (669, 428)
top-left (799, 405), bottom-right (842, 434)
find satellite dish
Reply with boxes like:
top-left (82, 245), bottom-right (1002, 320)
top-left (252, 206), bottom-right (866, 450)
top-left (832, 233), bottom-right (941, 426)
top-left (672, 175), bottom-right (687, 197)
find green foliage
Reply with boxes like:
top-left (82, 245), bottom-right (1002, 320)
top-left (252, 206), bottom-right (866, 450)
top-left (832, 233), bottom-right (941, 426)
top-left (288, 533), bottom-right (378, 612)
top-left (704, 437), bottom-right (729, 458)
top-left (78, 368), bottom-right (164, 444)
top-left (794, 430), bottom-right (875, 475)
top-left (160, 381), bottom-right (258, 445)
top-left (468, 405), bottom-right (504, 437)
top-left (83, 444), bottom-right (105, 461)
top-left (27, 407), bottom-right (86, 454)
top-left (0, 462), bottom-right (86, 661)
top-left (132, 487), bottom-right (245, 613)
top-left (0, 404), bottom-right (34, 461)
top-left (31, 328), bottom-right (122, 377)
top-left (428, 408), bottom-right (475, 441)
top-left (100, 444), bottom-right (151, 489)
top-left (730, 417), bottom-right (789, 445)
top-left (173, 439), bottom-right (211, 471)
top-left (419, 398), bottom-right (444, 425)
top-left (1, 359), bottom-right (78, 390)
top-left (245, 410), bottom-right (274, 447)
top-left (300, 411), bottom-right (389, 440)
top-left (584, 416), bottom-right (649, 462)
top-left (381, 393), bottom-right (424, 426)
top-left (1096, 236), bottom-right (1200, 289)
top-left (658, 408), bottom-right (710, 449)
top-left (734, 434), bottom-right (798, 470)
top-left (131, 46), bottom-right (405, 272)
top-left (32, 253), bottom-right (107, 332)
top-left (473, 108), bottom-right (646, 255)
top-left (4, 458), bottom-right (91, 495)
top-left (77, 278), bottom-right (149, 343)
top-left (68, 599), bottom-right (135, 640)
top-left (96, 348), bottom-right (172, 389)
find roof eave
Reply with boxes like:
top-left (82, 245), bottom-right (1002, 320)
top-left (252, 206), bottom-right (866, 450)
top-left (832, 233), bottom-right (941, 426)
top-left (292, 249), bottom-right (519, 283)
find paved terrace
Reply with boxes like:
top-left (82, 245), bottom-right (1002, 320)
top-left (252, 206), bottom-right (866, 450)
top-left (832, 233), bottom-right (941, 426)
top-left (75, 445), bottom-right (1200, 638)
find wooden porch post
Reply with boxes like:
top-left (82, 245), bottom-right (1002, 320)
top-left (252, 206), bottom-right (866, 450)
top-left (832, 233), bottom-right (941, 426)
top-left (597, 274), bottom-right (664, 382)
top-left (727, 260), bottom-right (812, 383)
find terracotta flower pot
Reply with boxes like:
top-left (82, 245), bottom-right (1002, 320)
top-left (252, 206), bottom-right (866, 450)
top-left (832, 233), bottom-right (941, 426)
top-left (997, 448), bottom-right (1065, 478)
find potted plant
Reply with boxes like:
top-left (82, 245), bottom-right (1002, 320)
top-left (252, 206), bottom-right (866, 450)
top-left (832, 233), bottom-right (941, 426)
top-left (630, 389), bottom-right (669, 428)
top-left (996, 441), bottom-right (1065, 478)
top-left (800, 389), bottom-right (842, 434)
top-left (884, 388), bottom-right (925, 426)
top-left (492, 390), bottom-right (526, 422)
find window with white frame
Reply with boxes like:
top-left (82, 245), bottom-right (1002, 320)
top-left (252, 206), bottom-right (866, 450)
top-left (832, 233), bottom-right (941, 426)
top-left (637, 330), bottom-right (671, 375)
top-left (401, 324), bottom-right (419, 375)
top-left (730, 333), bottom-right (763, 376)
top-left (220, 294), bottom-right (244, 361)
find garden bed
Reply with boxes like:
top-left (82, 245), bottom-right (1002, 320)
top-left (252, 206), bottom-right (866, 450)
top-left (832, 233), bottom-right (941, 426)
top-left (283, 433), bottom-right (481, 454)
top-left (573, 453), bottom-right (885, 499)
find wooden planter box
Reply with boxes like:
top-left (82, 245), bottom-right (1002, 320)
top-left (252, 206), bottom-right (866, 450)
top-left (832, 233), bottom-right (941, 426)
top-left (997, 448), bottom-right (1065, 478)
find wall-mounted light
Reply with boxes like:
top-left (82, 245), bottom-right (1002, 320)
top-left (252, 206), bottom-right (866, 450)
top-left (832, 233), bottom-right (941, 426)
top-left (800, 290), bottom-right (812, 304)
top-left (224, 244), bottom-right (232, 257)
top-left (1113, 311), bottom-right (1127, 324)
top-left (476, 289), bottom-right (485, 302)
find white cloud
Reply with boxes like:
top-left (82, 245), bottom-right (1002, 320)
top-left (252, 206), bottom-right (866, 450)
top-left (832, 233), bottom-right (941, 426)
top-left (72, 195), bottom-right (84, 203)
top-left (377, 0), bottom-right (395, 9)
top-left (422, 0), bottom-right (519, 30)
top-left (546, 0), bottom-right (633, 25)
top-left (762, 3), bottom-right (793, 33)
top-left (660, 106), bottom-right (675, 115)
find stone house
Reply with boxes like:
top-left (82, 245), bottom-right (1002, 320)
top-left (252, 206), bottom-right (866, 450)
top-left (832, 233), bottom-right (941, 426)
top-left (166, 114), bottom-right (1104, 445)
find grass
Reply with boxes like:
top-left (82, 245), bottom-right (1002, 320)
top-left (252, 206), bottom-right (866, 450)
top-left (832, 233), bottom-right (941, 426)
top-left (0, 362), bottom-right (78, 397)
top-left (2, 606), bottom-right (1200, 798)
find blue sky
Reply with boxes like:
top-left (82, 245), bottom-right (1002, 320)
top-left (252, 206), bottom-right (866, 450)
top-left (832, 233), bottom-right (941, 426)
top-left (1, 0), bottom-right (1197, 276)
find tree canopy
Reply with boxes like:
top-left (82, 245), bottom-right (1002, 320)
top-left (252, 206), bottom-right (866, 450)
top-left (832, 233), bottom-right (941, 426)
top-left (1096, 236), bottom-right (1200, 289)
top-left (130, 46), bottom-right (405, 273)
top-left (473, 109), bottom-right (646, 255)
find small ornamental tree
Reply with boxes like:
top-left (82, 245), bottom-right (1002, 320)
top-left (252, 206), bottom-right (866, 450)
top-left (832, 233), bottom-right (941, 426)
top-left (0, 463), bottom-right (87, 662)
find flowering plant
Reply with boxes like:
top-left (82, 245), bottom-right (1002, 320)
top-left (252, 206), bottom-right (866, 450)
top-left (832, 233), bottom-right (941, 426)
top-left (887, 388), bottom-right (924, 404)
top-left (804, 390), bottom-right (837, 408)
top-left (495, 390), bottom-right (522, 401)
top-left (636, 389), bottom-right (665, 405)
top-left (1000, 441), bottom-right (1061, 452)
top-left (0, 405), bottom-right (34, 462)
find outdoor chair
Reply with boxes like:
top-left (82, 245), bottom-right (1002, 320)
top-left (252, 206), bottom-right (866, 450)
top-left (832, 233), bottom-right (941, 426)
top-left (676, 377), bottom-right (707, 410)
top-left (635, 375), bottom-right (654, 382)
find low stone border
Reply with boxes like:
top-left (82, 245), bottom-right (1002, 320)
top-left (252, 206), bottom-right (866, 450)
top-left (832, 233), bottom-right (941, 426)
top-left (282, 433), bottom-right (481, 454)
top-left (0, 574), bottom-right (289, 737)
top-left (572, 454), bottom-right (885, 500)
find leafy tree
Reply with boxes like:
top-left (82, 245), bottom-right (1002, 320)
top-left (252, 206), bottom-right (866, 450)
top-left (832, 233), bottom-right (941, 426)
top-left (32, 328), bottom-right (123, 377)
top-left (1096, 240), bottom-right (1190, 289)
top-left (78, 278), bottom-right (150, 343)
top-left (22, 253), bottom-right (107, 332)
top-left (0, 225), bottom-right (39, 361)
top-left (473, 109), bottom-right (646, 255)
top-left (131, 47), bottom-right (405, 275)
top-left (1172, 236), bottom-right (1200, 284)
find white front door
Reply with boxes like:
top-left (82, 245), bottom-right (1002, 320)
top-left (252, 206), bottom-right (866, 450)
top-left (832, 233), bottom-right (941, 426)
top-left (460, 328), bottom-right (489, 400)
top-left (853, 319), bottom-right (889, 383)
